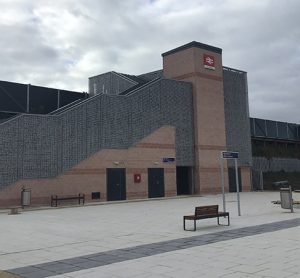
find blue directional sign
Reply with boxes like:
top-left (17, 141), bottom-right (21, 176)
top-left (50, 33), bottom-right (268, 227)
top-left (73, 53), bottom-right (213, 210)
top-left (163, 157), bottom-right (175, 163)
top-left (222, 151), bottom-right (239, 159)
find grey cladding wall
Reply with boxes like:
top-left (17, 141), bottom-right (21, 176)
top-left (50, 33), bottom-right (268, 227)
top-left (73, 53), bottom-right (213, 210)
top-left (0, 118), bottom-right (19, 188)
top-left (223, 67), bottom-right (252, 167)
top-left (89, 72), bottom-right (136, 96)
top-left (0, 79), bottom-right (194, 190)
top-left (138, 70), bottom-right (163, 82)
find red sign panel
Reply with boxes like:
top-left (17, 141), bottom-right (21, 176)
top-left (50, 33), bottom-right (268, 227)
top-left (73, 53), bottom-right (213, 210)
top-left (203, 54), bottom-right (215, 70)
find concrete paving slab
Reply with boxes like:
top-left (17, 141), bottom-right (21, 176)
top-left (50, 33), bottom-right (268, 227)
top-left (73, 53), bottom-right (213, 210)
top-left (1, 192), bottom-right (300, 277)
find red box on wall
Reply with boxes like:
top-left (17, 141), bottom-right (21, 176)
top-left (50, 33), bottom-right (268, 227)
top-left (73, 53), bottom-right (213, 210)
top-left (134, 173), bottom-right (141, 183)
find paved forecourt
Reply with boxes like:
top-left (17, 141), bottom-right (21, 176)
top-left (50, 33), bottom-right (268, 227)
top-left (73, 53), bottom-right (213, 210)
top-left (0, 192), bottom-right (300, 278)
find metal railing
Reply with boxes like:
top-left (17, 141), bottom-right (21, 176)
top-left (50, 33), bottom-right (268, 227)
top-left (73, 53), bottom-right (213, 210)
top-left (49, 99), bottom-right (83, 115)
top-left (251, 117), bottom-right (300, 141)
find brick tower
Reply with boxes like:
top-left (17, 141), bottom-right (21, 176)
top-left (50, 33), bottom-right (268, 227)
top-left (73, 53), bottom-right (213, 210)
top-left (162, 41), bottom-right (228, 193)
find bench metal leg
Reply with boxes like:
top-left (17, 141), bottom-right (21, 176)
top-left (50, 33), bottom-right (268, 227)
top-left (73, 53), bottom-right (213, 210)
top-left (51, 196), bottom-right (58, 207)
top-left (217, 215), bottom-right (230, 226)
top-left (183, 218), bottom-right (197, 231)
top-left (9, 208), bottom-right (19, 215)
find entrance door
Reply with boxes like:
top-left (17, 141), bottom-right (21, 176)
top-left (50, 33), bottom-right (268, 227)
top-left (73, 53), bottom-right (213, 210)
top-left (228, 167), bottom-right (242, 192)
top-left (107, 168), bottom-right (126, 201)
top-left (176, 166), bottom-right (192, 195)
top-left (148, 168), bottom-right (165, 198)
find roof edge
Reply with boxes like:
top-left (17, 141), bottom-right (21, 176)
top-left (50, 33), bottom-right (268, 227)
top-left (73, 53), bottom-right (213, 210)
top-left (161, 41), bottom-right (222, 57)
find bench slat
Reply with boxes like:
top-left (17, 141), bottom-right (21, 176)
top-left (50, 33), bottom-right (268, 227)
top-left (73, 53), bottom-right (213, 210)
top-left (195, 205), bottom-right (218, 216)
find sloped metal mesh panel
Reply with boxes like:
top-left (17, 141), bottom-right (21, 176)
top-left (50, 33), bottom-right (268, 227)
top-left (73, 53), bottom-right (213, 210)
top-left (0, 79), bottom-right (194, 190)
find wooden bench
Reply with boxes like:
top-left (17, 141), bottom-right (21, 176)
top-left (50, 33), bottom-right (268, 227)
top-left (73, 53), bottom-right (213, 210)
top-left (51, 194), bottom-right (85, 207)
top-left (183, 205), bottom-right (230, 231)
top-left (8, 206), bottom-right (21, 215)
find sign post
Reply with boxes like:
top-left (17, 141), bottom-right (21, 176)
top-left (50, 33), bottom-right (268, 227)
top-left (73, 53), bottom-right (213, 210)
top-left (220, 151), bottom-right (241, 216)
top-left (220, 154), bottom-right (226, 213)
top-left (234, 158), bottom-right (241, 216)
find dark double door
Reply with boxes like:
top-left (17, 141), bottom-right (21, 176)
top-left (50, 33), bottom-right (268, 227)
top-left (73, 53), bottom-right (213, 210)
top-left (107, 168), bottom-right (165, 200)
top-left (107, 168), bottom-right (126, 201)
top-left (148, 168), bottom-right (165, 198)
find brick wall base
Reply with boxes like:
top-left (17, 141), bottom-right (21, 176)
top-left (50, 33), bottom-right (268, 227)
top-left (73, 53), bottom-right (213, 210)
top-left (0, 126), bottom-right (177, 208)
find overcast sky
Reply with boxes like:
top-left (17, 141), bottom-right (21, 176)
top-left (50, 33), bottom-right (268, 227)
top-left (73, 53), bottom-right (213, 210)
top-left (0, 0), bottom-right (299, 123)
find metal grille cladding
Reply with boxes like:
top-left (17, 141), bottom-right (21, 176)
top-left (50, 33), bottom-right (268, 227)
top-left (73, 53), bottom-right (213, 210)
top-left (0, 79), bottom-right (194, 190)
top-left (223, 67), bottom-right (252, 167)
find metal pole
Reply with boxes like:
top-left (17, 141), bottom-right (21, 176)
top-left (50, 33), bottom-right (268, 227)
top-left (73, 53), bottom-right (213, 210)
top-left (26, 84), bottom-right (30, 113)
top-left (235, 158), bottom-right (241, 216)
top-left (289, 186), bottom-right (294, 213)
top-left (57, 90), bottom-right (60, 109)
top-left (260, 171), bottom-right (264, 191)
top-left (220, 154), bottom-right (226, 212)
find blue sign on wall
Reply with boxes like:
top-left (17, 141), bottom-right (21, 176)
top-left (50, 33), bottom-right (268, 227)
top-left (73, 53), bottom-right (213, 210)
top-left (222, 151), bottom-right (239, 159)
top-left (163, 157), bottom-right (175, 163)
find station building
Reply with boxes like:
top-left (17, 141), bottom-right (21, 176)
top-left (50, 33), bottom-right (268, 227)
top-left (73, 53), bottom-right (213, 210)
top-left (0, 41), bottom-right (257, 206)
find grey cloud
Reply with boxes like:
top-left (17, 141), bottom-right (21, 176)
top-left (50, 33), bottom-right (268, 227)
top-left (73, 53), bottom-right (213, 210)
top-left (0, 0), bottom-right (299, 122)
